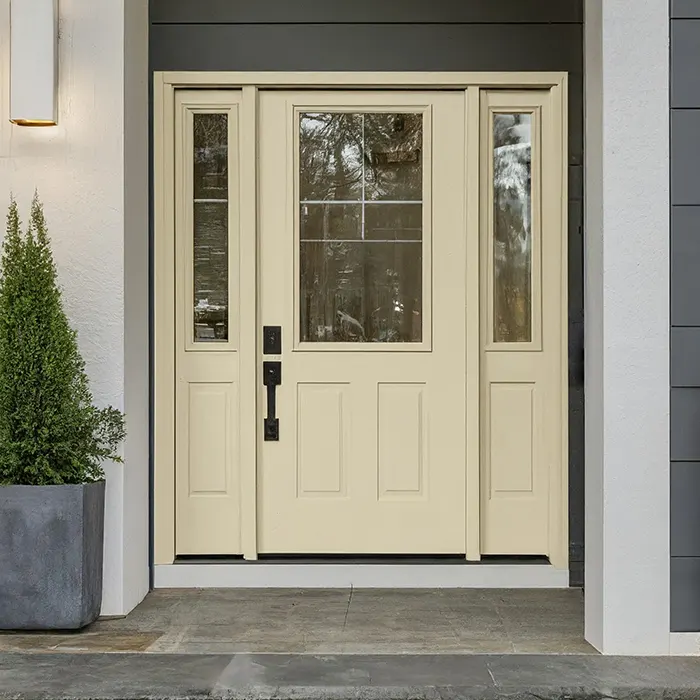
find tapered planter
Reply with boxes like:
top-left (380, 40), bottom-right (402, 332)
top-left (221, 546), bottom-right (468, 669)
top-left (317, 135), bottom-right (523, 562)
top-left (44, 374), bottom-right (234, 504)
top-left (0, 481), bottom-right (104, 630)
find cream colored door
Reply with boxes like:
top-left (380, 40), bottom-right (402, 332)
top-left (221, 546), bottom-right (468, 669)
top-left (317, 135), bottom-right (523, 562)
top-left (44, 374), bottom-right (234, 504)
top-left (479, 90), bottom-right (567, 561)
top-left (258, 91), bottom-right (468, 554)
top-left (164, 81), bottom-right (567, 563)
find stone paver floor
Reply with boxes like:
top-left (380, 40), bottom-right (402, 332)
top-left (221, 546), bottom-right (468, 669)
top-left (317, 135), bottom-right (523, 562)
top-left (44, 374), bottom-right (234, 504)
top-left (0, 588), bottom-right (595, 655)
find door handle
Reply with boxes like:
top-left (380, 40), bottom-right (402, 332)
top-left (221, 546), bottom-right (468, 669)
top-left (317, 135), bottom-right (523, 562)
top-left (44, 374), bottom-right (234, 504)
top-left (263, 361), bottom-right (282, 441)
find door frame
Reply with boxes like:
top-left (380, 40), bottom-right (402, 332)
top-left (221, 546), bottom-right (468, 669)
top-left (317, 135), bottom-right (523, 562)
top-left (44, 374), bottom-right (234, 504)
top-left (153, 71), bottom-right (568, 568)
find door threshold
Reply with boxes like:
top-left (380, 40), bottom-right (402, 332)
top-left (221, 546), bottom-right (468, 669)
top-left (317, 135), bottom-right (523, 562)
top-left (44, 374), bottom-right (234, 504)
top-left (155, 561), bottom-right (568, 588)
top-left (173, 554), bottom-right (551, 566)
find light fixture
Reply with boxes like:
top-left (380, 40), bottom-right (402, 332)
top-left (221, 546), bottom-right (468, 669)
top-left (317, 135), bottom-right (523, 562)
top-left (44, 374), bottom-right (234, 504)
top-left (10, 0), bottom-right (58, 126)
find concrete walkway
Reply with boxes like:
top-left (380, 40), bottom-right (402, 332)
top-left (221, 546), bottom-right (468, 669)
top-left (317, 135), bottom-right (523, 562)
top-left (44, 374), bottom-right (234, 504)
top-left (0, 588), bottom-right (593, 654)
top-left (1, 651), bottom-right (700, 699)
top-left (0, 590), bottom-right (698, 699)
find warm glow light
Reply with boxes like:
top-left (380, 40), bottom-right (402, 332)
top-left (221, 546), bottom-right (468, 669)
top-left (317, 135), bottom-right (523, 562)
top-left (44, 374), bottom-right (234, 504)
top-left (9, 119), bottom-right (57, 127)
top-left (10, 0), bottom-right (58, 126)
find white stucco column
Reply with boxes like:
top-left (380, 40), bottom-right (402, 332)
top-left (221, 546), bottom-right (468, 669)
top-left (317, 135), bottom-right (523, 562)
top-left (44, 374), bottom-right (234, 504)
top-left (0, 0), bottom-right (150, 615)
top-left (584, 0), bottom-right (670, 654)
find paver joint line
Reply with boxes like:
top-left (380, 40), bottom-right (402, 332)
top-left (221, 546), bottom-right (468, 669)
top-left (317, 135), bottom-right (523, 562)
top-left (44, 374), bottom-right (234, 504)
top-left (342, 586), bottom-right (354, 632)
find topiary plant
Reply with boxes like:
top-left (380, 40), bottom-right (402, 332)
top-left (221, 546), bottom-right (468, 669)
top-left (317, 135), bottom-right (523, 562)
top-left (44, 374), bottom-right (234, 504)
top-left (0, 194), bottom-right (125, 485)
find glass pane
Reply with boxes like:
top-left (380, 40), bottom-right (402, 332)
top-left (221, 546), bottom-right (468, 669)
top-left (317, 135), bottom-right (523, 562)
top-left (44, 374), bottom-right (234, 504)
top-left (194, 113), bottom-right (228, 199)
top-left (299, 112), bottom-right (424, 343)
top-left (365, 203), bottom-right (422, 241)
top-left (300, 241), bottom-right (422, 343)
top-left (300, 203), bottom-right (361, 241)
top-left (193, 113), bottom-right (228, 342)
top-left (299, 113), bottom-right (363, 201)
top-left (364, 113), bottom-right (423, 201)
top-left (493, 113), bottom-right (532, 343)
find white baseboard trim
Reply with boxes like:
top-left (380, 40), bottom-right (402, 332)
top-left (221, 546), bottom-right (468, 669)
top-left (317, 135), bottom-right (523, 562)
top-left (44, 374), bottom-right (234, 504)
top-left (670, 633), bottom-right (700, 655)
top-left (153, 563), bottom-right (569, 589)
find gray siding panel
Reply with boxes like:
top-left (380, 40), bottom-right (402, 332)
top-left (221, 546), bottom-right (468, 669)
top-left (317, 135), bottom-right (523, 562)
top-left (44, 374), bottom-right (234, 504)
top-left (568, 73), bottom-right (584, 164)
top-left (671, 464), bottom-right (700, 557)
top-left (150, 24), bottom-right (583, 74)
top-left (672, 21), bottom-right (700, 108)
top-left (568, 384), bottom-right (584, 586)
top-left (671, 207), bottom-right (700, 326)
top-left (671, 388), bottom-right (700, 462)
top-left (672, 327), bottom-right (700, 386)
top-left (672, 0), bottom-right (700, 19)
top-left (151, 0), bottom-right (583, 25)
top-left (671, 110), bottom-right (700, 206)
top-left (671, 558), bottom-right (700, 631)
top-left (569, 165), bottom-right (583, 202)
top-left (568, 203), bottom-right (584, 326)
top-left (671, 7), bottom-right (700, 633)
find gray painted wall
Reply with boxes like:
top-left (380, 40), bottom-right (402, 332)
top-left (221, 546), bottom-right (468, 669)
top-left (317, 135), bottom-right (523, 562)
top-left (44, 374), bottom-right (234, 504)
top-left (671, 0), bottom-right (700, 632)
top-left (149, 0), bottom-right (585, 585)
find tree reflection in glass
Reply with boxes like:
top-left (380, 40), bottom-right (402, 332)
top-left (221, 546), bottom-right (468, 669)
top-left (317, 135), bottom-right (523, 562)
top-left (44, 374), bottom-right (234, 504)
top-left (493, 113), bottom-right (532, 343)
top-left (299, 112), bottom-right (423, 343)
top-left (193, 113), bottom-right (228, 342)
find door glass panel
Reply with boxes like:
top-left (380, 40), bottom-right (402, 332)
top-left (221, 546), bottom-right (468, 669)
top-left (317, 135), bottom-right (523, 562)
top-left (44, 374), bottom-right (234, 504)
top-left (493, 113), bottom-right (532, 343)
top-left (300, 113), bottom-right (363, 201)
top-left (365, 203), bottom-right (422, 241)
top-left (193, 113), bottom-right (228, 342)
top-left (300, 203), bottom-right (361, 241)
top-left (364, 113), bottom-right (423, 201)
top-left (299, 112), bottom-right (423, 343)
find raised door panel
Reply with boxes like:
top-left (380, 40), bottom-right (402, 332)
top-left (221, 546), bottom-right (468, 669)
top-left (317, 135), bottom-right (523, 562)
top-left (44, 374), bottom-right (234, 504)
top-left (377, 383), bottom-right (428, 499)
top-left (188, 383), bottom-right (236, 494)
top-left (296, 383), bottom-right (349, 497)
top-left (488, 382), bottom-right (535, 495)
top-left (176, 380), bottom-right (240, 555)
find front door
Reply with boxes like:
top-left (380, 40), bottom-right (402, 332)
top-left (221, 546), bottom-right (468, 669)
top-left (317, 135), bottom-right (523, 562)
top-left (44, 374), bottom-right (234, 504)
top-left (257, 91), bottom-right (469, 554)
top-left (162, 79), bottom-right (567, 565)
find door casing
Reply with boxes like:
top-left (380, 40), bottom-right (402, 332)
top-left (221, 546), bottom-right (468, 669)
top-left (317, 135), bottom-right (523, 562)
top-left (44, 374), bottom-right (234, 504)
top-left (153, 71), bottom-right (569, 568)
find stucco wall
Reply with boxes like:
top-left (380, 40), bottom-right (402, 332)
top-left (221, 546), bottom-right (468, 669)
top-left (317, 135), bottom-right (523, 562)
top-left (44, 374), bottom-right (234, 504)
top-left (0, 0), bottom-right (149, 616)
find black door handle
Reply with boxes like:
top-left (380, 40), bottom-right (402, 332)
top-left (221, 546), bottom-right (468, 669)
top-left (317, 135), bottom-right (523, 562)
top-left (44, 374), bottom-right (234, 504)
top-left (263, 361), bottom-right (281, 441)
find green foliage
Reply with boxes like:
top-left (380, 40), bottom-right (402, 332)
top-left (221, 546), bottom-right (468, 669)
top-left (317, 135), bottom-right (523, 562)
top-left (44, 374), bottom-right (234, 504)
top-left (0, 195), bottom-right (125, 485)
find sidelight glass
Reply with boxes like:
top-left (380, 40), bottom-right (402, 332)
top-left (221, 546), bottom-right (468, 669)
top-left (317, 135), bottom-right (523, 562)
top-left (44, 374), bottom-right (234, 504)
top-left (299, 111), bottom-right (423, 343)
top-left (492, 112), bottom-right (532, 343)
top-left (193, 113), bottom-right (229, 342)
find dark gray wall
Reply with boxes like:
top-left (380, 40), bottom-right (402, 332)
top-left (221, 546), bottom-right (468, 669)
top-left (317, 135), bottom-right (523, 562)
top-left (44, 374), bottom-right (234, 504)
top-left (149, 0), bottom-right (585, 585)
top-left (671, 0), bottom-right (700, 632)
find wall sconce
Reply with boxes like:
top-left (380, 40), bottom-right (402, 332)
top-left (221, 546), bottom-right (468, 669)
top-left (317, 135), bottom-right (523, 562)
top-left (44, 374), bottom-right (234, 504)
top-left (10, 0), bottom-right (58, 126)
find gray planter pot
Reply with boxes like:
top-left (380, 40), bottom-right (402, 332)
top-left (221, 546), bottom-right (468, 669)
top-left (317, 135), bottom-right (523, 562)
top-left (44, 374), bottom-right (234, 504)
top-left (0, 481), bottom-right (105, 630)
